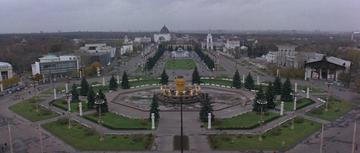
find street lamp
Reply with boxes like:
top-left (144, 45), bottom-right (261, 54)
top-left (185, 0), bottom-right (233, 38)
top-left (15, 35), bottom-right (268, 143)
top-left (66, 92), bottom-right (71, 129)
top-left (256, 99), bottom-right (267, 141)
top-left (95, 93), bottom-right (105, 124)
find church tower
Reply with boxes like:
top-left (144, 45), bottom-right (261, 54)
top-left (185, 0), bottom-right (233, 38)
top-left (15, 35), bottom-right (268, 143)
top-left (206, 33), bottom-right (213, 51)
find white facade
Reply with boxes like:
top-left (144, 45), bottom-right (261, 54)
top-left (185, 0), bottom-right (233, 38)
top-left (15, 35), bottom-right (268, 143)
top-left (276, 44), bottom-right (298, 68)
top-left (120, 44), bottom-right (134, 55)
top-left (225, 39), bottom-right (240, 49)
top-left (0, 62), bottom-right (13, 81)
top-left (31, 55), bottom-right (80, 76)
top-left (171, 48), bottom-right (190, 58)
top-left (134, 36), bottom-right (152, 43)
top-left (154, 25), bottom-right (171, 43)
top-left (206, 33), bottom-right (213, 50)
top-left (154, 34), bottom-right (171, 43)
top-left (80, 43), bottom-right (116, 58)
top-left (262, 51), bottom-right (277, 63)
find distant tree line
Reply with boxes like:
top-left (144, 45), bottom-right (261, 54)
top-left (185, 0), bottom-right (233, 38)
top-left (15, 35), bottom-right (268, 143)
top-left (194, 47), bottom-right (215, 70)
top-left (145, 44), bottom-right (166, 70)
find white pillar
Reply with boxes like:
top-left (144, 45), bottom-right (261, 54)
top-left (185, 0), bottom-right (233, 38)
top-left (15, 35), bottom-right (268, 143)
top-left (304, 70), bottom-right (307, 80)
top-left (79, 102), bottom-right (83, 116)
top-left (65, 83), bottom-right (69, 93)
top-left (116, 75), bottom-right (120, 84)
top-left (53, 88), bottom-right (57, 100)
top-left (208, 113), bottom-right (212, 129)
top-left (294, 82), bottom-right (298, 93)
top-left (97, 67), bottom-right (101, 77)
top-left (0, 83), bottom-right (3, 92)
top-left (102, 77), bottom-right (106, 86)
top-left (306, 87), bottom-right (310, 98)
top-left (79, 70), bottom-right (82, 78)
top-left (242, 74), bottom-right (245, 83)
top-left (280, 101), bottom-right (284, 116)
top-left (351, 120), bottom-right (357, 153)
top-left (151, 113), bottom-right (155, 130)
top-left (256, 76), bottom-right (260, 85)
top-left (67, 96), bottom-right (71, 112)
top-left (293, 96), bottom-right (297, 111)
top-left (276, 69), bottom-right (280, 77)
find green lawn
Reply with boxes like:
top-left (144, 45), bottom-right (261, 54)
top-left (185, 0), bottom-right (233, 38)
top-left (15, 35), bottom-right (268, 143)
top-left (282, 98), bottom-right (315, 111)
top-left (213, 112), bottom-right (280, 129)
top-left (298, 85), bottom-right (324, 93)
top-left (209, 118), bottom-right (321, 151)
top-left (307, 98), bottom-right (353, 121)
top-left (52, 99), bottom-right (89, 113)
top-left (42, 118), bottom-right (154, 151)
top-left (201, 79), bottom-right (232, 87)
top-left (130, 79), bottom-right (160, 87)
top-left (84, 112), bottom-right (151, 130)
top-left (9, 97), bottom-right (58, 122)
top-left (165, 59), bottom-right (196, 70)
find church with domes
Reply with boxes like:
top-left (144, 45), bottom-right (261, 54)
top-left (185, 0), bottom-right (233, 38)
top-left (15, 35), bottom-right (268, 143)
top-left (154, 25), bottom-right (171, 43)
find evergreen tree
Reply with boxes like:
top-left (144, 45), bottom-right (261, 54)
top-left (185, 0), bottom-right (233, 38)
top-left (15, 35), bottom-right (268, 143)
top-left (109, 75), bottom-right (118, 90)
top-left (244, 72), bottom-right (255, 90)
top-left (87, 87), bottom-right (95, 109)
top-left (121, 71), bottom-right (130, 89)
top-left (232, 70), bottom-right (241, 89)
top-left (71, 84), bottom-right (79, 102)
top-left (149, 96), bottom-right (160, 121)
top-left (96, 90), bottom-right (108, 113)
top-left (199, 94), bottom-right (214, 122)
top-left (80, 77), bottom-right (89, 96)
top-left (192, 67), bottom-right (201, 84)
top-left (281, 78), bottom-right (293, 102)
top-left (265, 83), bottom-right (276, 109)
top-left (160, 69), bottom-right (169, 85)
top-left (253, 86), bottom-right (266, 112)
top-left (273, 76), bottom-right (282, 95)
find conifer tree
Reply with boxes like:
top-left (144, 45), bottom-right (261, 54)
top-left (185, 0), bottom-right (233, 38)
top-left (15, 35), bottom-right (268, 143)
top-left (273, 76), bottom-right (282, 95)
top-left (71, 84), bottom-right (79, 102)
top-left (266, 83), bottom-right (276, 109)
top-left (232, 70), bottom-right (241, 89)
top-left (160, 69), bottom-right (169, 85)
top-left (253, 86), bottom-right (266, 112)
top-left (121, 71), bottom-right (130, 89)
top-left (149, 96), bottom-right (160, 121)
top-left (87, 87), bottom-right (95, 109)
top-left (80, 77), bottom-right (89, 96)
top-left (281, 78), bottom-right (293, 102)
top-left (244, 72), bottom-right (255, 90)
top-left (96, 90), bottom-right (108, 113)
top-left (199, 94), bottom-right (214, 122)
top-left (109, 75), bottom-right (118, 90)
top-left (192, 67), bottom-right (201, 84)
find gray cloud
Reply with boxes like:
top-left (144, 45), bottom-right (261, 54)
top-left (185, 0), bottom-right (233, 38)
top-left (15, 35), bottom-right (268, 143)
top-left (0, 0), bottom-right (359, 33)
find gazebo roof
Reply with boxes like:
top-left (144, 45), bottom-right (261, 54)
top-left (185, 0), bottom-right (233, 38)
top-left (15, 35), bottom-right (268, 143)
top-left (304, 56), bottom-right (347, 70)
top-left (160, 25), bottom-right (170, 34)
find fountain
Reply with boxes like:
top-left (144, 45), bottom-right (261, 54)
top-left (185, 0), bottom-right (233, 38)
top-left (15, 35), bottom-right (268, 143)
top-left (154, 76), bottom-right (207, 104)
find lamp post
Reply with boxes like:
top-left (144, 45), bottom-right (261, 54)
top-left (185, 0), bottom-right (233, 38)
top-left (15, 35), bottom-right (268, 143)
top-left (180, 96), bottom-right (184, 153)
top-left (66, 92), bottom-right (71, 129)
top-left (256, 99), bottom-right (267, 141)
top-left (95, 93), bottom-right (105, 124)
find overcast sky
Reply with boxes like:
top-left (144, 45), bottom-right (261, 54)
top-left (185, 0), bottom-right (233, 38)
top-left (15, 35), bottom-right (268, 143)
top-left (0, 0), bottom-right (359, 33)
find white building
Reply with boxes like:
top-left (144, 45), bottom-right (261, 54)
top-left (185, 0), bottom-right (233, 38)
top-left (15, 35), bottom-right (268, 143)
top-left (206, 33), bottom-right (214, 51)
top-left (275, 44), bottom-right (298, 67)
top-left (80, 43), bottom-right (116, 58)
top-left (262, 51), bottom-right (277, 63)
top-left (154, 25), bottom-right (171, 43)
top-left (305, 55), bottom-right (351, 81)
top-left (171, 48), bottom-right (190, 58)
top-left (225, 39), bottom-right (240, 49)
top-left (120, 44), bottom-right (134, 55)
top-left (31, 55), bottom-right (80, 79)
top-left (134, 36), bottom-right (152, 43)
top-left (0, 62), bottom-right (13, 81)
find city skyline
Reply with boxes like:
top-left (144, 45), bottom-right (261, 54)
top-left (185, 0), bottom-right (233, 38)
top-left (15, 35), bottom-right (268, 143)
top-left (0, 0), bottom-right (360, 33)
